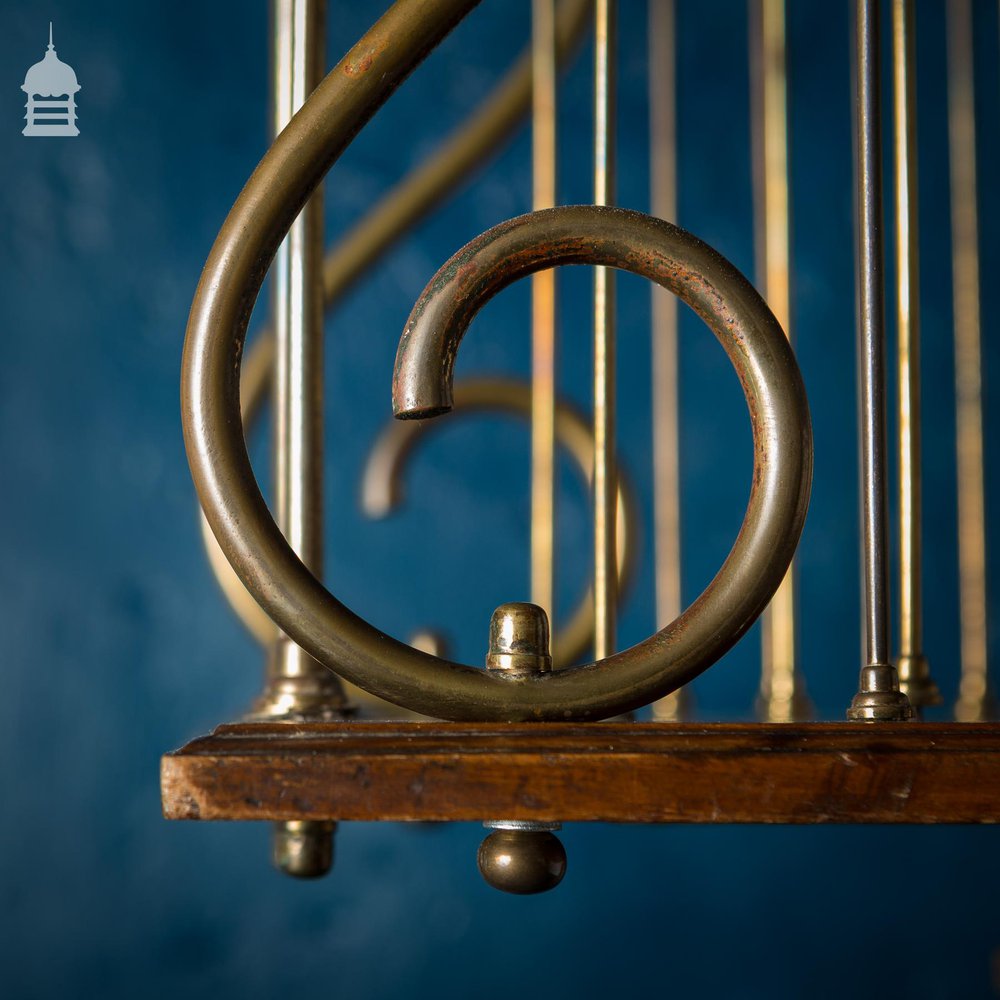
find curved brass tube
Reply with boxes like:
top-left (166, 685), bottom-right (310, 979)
top-left (200, 330), bottom-right (276, 645)
top-left (361, 375), bottom-right (638, 667)
top-left (185, 49), bottom-right (812, 730)
top-left (202, 0), bottom-right (591, 642)
top-left (319, 0), bottom-right (590, 305)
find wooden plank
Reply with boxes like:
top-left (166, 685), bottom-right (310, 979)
top-left (161, 721), bottom-right (1000, 824)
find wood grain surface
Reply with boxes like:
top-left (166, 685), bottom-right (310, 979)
top-left (161, 721), bottom-right (1000, 824)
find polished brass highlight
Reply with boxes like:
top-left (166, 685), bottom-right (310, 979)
top-left (892, 0), bottom-right (939, 711)
top-left (947, 0), bottom-right (994, 722)
top-left (647, 0), bottom-right (687, 723)
top-left (531, 0), bottom-right (558, 627)
top-left (847, 0), bottom-right (912, 722)
top-left (592, 0), bottom-right (618, 662)
top-left (750, 0), bottom-right (810, 723)
top-left (486, 602), bottom-right (553, 676)
top-left (360, 376), bottom-right (637, 668)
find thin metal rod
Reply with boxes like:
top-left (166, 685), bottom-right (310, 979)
top-left (267, 0), bottom-right (340, 880)
top-left (893, 0), bottom-right (939, 710)
top-left (848, 0), bottom-right (911, 720)
top-left (751, 0), bottom-right (809, 722)
top-left (531, 0), bottom-right (558, 627)
top-left (264, 0), bottom-right (346, 717)
top-left (593, 0), bottom-right (617, 661)
top-left (648, 0), bottom-right (686, 722)
top-left (948, 0), bottom-right (993, 721)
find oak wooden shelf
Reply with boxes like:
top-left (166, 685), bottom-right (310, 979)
top-left (161, 721), bottom-right (1000, 824)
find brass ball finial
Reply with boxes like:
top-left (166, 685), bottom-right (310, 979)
top-left (486, 602), bottom-right (552, 676)
top-left (477, 825), bottom-right (567, 895)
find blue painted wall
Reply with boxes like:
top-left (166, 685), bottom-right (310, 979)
top-left (1, 1), bottom-right (999, 997)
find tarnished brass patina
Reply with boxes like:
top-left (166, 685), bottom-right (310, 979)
top-left (184, 49), bottom-right (812, 725)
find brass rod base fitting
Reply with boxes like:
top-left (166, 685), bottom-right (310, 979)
top-left (249, 639), bottom-right (353, 720)
top-left (896, 654), bottom-right (942, 712)
top-left (847, 665), bottom-right (913, 721)
top-left (272, 820), bottom-right (336, 879)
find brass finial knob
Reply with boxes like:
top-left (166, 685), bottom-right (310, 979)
top-left (272, 820), bottom-right (335, 879)
top-left (477, 823), bottom-right (567, 895)
top-left (486, 602), bottom-right (552, 676)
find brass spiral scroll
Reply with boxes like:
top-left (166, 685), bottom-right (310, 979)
top-left (182, 0), bottom-right (812, 721)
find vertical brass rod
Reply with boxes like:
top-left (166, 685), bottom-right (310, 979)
top-left (648, 0), bottom-right (686, 721)
top-left (531, 0), bottom-right (558, 628)
top-left (948, 0), bottom-right (994, 721)
top-left (893, 0), bottom-right (939, 711)
top-left (263, 0), bottom-right (345, 719)
top-left (751, 0), bottom-right (810, 722)
top-left (274, 0), bottom-right (325, 585)
top-left (848, 0), bottom-right (911, 721)
top-left (593, 0), bottom-right (618, 661)
top-left (266, 0), bottom-right (341, 879)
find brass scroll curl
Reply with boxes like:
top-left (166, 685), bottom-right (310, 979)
top-left (181, 0), bottom-right (812, 720)
top-left (361, 375), bottom-right (638, 668)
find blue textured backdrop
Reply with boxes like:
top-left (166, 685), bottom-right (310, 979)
top-left (1, 1), bottom-right (999, 997)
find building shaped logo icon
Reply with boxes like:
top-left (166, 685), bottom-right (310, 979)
top-left (22, 23), bottom-right (80, 137)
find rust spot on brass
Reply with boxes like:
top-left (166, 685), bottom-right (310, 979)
top-left (344, 47), bottom-right (376, 76)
